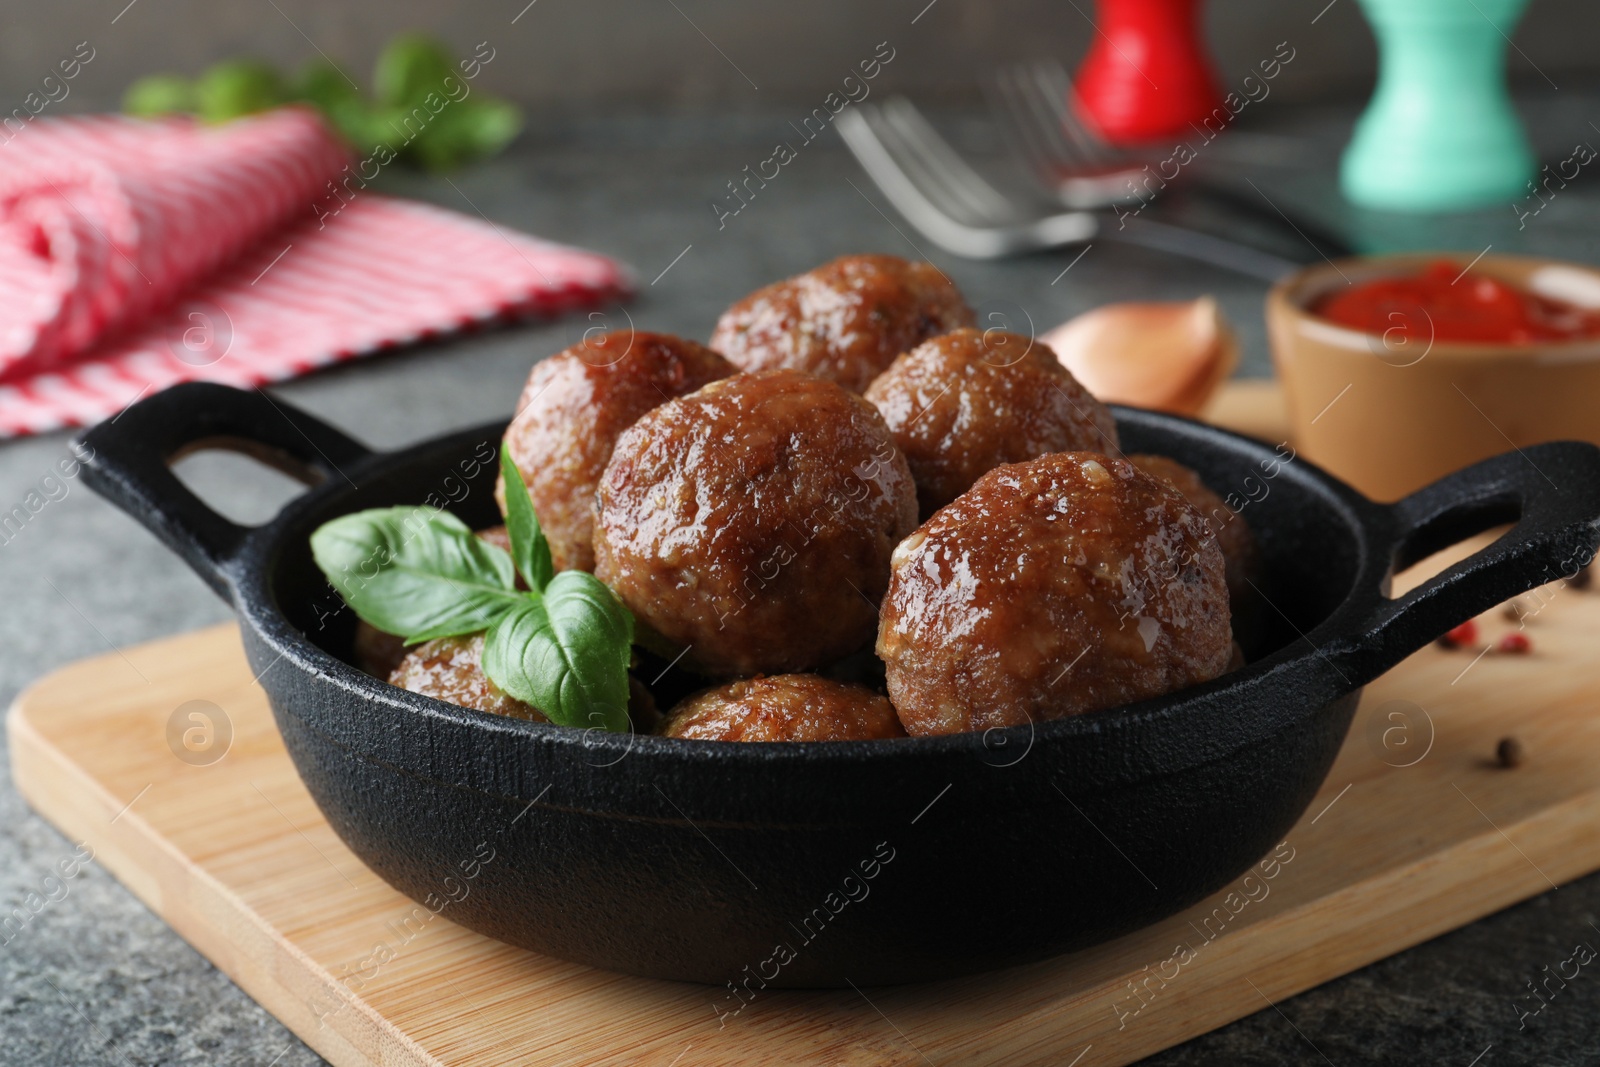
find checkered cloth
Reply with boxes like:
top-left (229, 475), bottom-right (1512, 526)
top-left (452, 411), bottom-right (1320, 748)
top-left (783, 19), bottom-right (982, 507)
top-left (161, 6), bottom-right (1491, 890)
top-left (0, 109), bottom-right (632, 437)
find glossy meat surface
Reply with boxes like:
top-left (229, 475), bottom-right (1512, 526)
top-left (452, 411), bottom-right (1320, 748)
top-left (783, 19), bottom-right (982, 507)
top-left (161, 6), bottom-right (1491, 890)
top-left (1129, 453), bottom-right (1259, 610)
top-left (595, 370), bottom-right (918, 677)
top-left (710, 255), bottom-right (974, 393)
top-left (385, 634), bottom-right (660, 732)
top-left (497, 331), bottom-right (733, 572)
top-left (351, 524), bottom-right (517, 679)
top-left (389, 633), bottom-right (548, 722)
top-left (865, 328), bottom-right (1119, 517)
top-left (877, 452), bottom-right (1232, 736)
top-left (353, 620), bottom-right (410, 679)
top-left (662, 674), bottom-right (906, 741)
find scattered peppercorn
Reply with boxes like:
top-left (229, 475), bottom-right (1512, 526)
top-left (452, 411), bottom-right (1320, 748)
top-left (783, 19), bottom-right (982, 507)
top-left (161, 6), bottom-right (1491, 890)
top-left (1502, 598), bottom-right (1527, 622)
top-left (1496, 631), bottom-right (1532, 655)
top-left (1438, 620), bottom-right (1478, 649)
top-left (1573, 563), bottom-right (1594, 591)
top-left (1496, 736), bottom-right (1525, 769)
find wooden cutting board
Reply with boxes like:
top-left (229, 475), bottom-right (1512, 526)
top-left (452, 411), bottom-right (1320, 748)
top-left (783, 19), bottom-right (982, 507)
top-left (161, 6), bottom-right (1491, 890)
top-left (11, 381), bottom-right (1600, 1067)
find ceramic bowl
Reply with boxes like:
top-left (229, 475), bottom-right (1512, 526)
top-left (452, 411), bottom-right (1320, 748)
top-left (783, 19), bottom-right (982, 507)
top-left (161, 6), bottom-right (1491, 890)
top-left (1267, 253), bottom-right (1600, 501)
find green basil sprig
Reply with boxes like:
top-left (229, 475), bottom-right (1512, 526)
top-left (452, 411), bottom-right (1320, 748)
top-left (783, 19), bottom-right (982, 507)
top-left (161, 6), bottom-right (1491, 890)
top-left (309, 506), bottom-right (520, 643)
top-left (310, 451), bottom-right (634, 732)
top-left (123, 35), bottom-right (523, 173)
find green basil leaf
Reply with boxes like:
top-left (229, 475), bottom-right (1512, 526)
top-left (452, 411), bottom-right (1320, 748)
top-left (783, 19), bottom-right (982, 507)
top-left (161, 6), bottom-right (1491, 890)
top-left (499, 448), bottom-right (553, 592)
top-left (373, 33), bottom-right (455, 110)
top-left (481, 572), bottom-right (634, 732)
top-left (123, 74), bottom-right (196, 117)
top-left (195, 59), bottom-right (287, 124)
top-left (293, 58), bottom-right (358, 111)
top-left (311, 506), bottom-right (521, 644)
top-left (407, 99), bottom-right (524, 172)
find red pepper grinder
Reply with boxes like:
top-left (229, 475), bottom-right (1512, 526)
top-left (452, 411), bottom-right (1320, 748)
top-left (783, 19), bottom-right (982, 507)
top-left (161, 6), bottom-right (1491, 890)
top-left (1072, 0), bottom-right (1226, 144)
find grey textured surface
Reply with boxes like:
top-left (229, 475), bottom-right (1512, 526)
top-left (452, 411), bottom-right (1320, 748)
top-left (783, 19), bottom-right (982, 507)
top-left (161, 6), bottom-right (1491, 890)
top-left (7, 0), bottom-right (1600, 116)
top-left (5, 99), bottom-right (1600, 1064)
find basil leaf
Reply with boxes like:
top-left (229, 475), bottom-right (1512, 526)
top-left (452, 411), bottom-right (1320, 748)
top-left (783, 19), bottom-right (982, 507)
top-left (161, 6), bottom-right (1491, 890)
top-left (123, 74), bottom-right (196, 117)
top-left (293, 58), bottom-right (361, 114)
top-left (195, 59), bottom-right (287, 124)
top-left (311, 506), bottom-right (521, 644)
top-left (373, 33), bottom-right (456, 110)
top-left (481, 572), bottom-right (634, 732)
top-left (408, 99), bottom-right (525, 172)
top-left (499, 449), bottom-right (553, 592)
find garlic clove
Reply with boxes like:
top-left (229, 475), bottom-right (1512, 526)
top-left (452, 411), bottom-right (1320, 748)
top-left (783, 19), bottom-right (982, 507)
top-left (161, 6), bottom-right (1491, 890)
top-left (1040, 297), bottom-right (1239, 416)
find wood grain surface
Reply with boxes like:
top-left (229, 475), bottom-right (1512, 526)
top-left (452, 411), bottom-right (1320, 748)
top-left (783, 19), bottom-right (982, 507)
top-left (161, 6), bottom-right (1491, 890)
top-left (10, 381), bottom-right (1600, 1067)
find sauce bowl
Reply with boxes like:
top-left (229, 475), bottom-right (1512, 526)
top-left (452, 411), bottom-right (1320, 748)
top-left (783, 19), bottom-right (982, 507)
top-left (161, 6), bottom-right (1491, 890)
top-left (1268, 253), bottom-right (1600, 501)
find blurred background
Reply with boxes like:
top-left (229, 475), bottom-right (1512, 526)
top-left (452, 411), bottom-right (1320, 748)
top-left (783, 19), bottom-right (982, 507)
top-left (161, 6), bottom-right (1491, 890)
top-left (12, 0), bottom-right (1597, 116)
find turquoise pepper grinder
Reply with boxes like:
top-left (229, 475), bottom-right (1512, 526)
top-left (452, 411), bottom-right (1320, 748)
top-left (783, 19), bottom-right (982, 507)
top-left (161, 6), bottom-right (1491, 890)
top-left (1341, 0), bottom-right (1535, 213)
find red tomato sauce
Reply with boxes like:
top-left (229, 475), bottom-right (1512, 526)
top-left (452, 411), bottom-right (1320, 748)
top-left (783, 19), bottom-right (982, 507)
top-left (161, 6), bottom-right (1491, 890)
top-left (1313, 260), bottom-right (1600, 345)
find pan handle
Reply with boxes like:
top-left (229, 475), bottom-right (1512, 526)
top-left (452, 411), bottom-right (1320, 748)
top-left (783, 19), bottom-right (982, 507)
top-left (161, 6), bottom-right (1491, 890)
top-left (1333, 440), bottom-right (1600, 683)
top-left (76, 382), bottom-right (372, 603)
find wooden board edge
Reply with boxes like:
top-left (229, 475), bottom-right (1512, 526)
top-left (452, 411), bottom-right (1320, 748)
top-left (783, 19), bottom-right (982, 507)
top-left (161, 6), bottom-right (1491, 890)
top-left (1201, 378), bottom-right (1290, 444)
top-left (1057, 791), bottom-right (1600, 1067)
top-left (6, 694), bottom-right (435, 1067)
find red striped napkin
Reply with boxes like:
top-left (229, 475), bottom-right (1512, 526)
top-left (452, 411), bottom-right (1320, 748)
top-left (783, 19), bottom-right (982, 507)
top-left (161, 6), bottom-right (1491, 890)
top-left (0, 109), bottom-right (632, 438)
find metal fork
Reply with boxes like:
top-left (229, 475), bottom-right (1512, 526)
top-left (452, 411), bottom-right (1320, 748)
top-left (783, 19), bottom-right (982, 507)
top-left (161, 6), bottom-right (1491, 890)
top-left (989, 61), bottom-right (1147, 209)
top-left (836, 98), bottom-right (1300, 281)
top-left (991, 60), bottom-right (1353, 257)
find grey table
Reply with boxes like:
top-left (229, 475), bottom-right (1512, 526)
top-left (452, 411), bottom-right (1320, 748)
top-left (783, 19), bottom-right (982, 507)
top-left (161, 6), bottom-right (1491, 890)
top-left (4, 102), bottom-right (1600, 1066)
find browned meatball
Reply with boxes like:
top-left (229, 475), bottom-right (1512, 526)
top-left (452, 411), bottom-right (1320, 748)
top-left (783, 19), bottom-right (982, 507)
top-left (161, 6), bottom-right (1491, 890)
top-left (351, 524), bottom-right (519, 678)
top-left (865, 328), bottom-right (1119, 517)
top-left (474, 523), bottom-right (513, 557)
top-left (594, 370), bottom-right (918, 677)
top-left (662, 675), bottom-right (906, 741)
top-left (353, 620), bottom-right (410, 679)
top-left (878, 453), bottom-right (1233, 737)
top-left (710, 255), bottom-right (975, 393)
top-left (389, 634), bottom-right (548, 722)
top-left (626, 677), bottom-right (662, 735)
top-left (1129, 454), bottom-right (1259, 610)
top-left (350, 524), bottom-right (523, 679)
top-left (496, 331), bottom-right (734, 572)
top-left (389, 635), bottom-right (658, 732)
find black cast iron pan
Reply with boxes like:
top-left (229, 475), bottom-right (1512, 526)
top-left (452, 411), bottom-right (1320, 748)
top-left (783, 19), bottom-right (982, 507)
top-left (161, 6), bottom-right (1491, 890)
top-left (78, 382), bottom-right (1600, 988)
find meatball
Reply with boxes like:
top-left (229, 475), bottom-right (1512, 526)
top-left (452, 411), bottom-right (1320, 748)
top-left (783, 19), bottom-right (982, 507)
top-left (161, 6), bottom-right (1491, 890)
top-left (474, 523), bottom-right (514, 558)
top-left (626, 677), bottom-right (662, 735)
top-left (1129, 454), bottom-right (1259, 610)
top-left (496, 331), bottom-right (733, 572)
top-left (389, 633), bottom-right (547, 722)
top-left (350, 524), bottom-right (523, 680)
top-left (353, 621), bottom-right (410, 679)
top-left (710, 254), bottom-right (974, 393)
top-left (662, 675), bottom-right (906, 742)
top-left (351, 524), bottom-right (520, 678)
top-left (388, 634), bottom-right (660, 733)
top-left (865, 328), bottom-right (1119, 517)
top-left (594, 370), bottom-right (919, 677)
top-left (878, 452), bottom-right (1233, 737)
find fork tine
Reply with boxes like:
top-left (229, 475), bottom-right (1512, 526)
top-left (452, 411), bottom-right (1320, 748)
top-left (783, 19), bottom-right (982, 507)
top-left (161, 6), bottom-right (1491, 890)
top-left (845, 104), bottom-right (987, 227)
top-left (836, 105), bottom-right (1083, 258)
top-left (840, 101), bottom-right (1282, 273)
top-left (879, 98), bottom-right (1016, 220)
top-left (1014, 63), bottom-right (1086, 173)
top-left (1030, 61), bottom-right (1113, 167)
top-left (835, 106), bottom-right (954, 235)
top-left (860, 104), bottom-right (986, 224)
top-left (987, 67), bottom-right (1060, 185)
top-left (992, 62), bottom-right (1150, 208)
